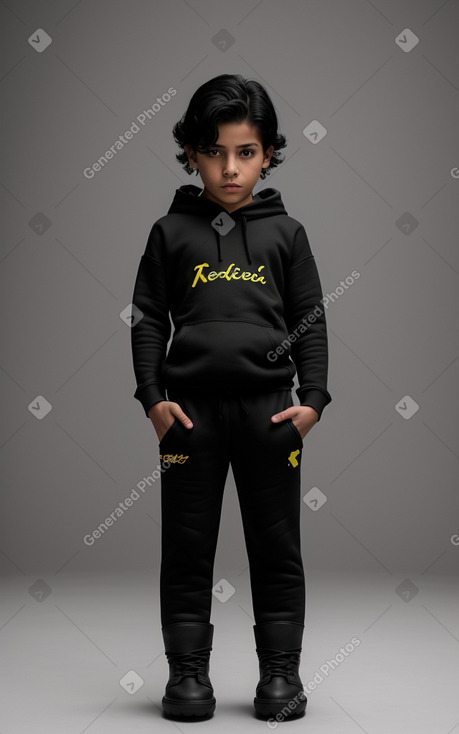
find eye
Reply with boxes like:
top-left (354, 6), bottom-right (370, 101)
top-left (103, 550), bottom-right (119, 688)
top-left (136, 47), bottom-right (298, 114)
top-left (205, 149), bottom-right (220, 157)
top-left (240, 149), bottom-right (255, 157)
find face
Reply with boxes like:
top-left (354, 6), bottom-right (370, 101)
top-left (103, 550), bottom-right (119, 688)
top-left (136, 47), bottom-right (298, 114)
top-left (184, 120), bottom-right (274, 213)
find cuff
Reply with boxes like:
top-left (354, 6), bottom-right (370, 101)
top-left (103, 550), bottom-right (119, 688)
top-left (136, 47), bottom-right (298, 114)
top-left (297, 388), bottom-right (332, 422)
top-left (133, 382), bottom-right (167, 418)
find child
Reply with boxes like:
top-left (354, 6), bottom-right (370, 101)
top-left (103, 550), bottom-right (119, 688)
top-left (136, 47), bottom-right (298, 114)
top-left (130, 73), bottom-right (332, 721)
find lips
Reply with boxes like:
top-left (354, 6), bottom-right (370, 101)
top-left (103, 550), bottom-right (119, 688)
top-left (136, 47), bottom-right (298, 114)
top-left (222, 184), bottom-right (241, 189)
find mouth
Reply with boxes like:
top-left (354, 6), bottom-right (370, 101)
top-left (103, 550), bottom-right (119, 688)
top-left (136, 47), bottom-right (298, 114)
top-left (221, 184), bottom-right (241, 190)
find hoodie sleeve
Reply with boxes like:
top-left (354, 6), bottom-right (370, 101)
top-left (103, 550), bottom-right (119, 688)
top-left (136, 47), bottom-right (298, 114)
top-left (284, 225), bottom-right (332, 421)
top-left (131, 222), bottom-right (171, 417)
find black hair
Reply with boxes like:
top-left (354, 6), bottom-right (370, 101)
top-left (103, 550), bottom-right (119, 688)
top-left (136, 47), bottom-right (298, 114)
top-left (172, 74), bottom-right (287, 180)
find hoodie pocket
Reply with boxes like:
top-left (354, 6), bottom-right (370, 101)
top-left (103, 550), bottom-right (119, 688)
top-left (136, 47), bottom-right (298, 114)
top-left (264, 322), bottom-right (295, 366)
top-left (163, 320), bottom-right (291, 384)
top-left (165, 324), bottom-right (194, 366)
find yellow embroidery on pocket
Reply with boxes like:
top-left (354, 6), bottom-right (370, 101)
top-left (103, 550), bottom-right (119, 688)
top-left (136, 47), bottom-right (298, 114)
top-left (160, 454), bottom-right (190, 464)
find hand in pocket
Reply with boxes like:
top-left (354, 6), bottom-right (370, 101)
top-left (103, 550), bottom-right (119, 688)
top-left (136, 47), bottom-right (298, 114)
top-left (271, 405), bottom-right (319, 440)
top-left (148, 400), bottom-right (194, 442)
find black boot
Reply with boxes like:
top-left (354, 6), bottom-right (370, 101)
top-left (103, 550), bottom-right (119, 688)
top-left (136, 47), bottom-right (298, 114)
top-left (253, 621), bottom-right (307, 719)
top-left (161, 621), bottom-right (216, 719)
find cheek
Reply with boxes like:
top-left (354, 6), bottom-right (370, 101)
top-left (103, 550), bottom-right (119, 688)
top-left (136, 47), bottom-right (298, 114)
top-left (204, 162), bottom-right (220, 176)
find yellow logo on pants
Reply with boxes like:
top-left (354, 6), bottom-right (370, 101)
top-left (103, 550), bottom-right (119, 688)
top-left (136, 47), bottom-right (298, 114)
top-left (160, 454), bottom-right (189, 464)
top-left (288, 450), bottom-right (300, 468)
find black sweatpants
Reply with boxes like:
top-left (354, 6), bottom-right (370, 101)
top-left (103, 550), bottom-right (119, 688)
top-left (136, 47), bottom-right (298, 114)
top-left (158, 388), bottom-right (306, 628)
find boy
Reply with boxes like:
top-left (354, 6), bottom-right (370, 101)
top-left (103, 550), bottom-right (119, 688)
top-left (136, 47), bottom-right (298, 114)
top-left (130, 74), bottom-right (332, 720)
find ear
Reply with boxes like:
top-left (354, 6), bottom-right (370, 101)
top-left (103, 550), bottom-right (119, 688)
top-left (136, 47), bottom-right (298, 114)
top-left (262, 144), bottom-right (274, 170)
top-left (184, 144), bottom-right (199, 170)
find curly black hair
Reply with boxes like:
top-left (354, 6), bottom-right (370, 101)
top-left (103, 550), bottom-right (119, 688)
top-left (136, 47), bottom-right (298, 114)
top-left (172, 74), bottom-right (287, 180)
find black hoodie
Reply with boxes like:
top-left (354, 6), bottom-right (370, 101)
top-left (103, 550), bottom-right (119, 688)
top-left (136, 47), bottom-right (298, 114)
top-left (131, 184), bottom-right (332, 420)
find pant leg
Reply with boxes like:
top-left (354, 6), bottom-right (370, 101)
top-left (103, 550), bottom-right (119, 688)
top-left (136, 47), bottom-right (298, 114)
top-left (159, 393), bottom-right (230, 626)
top-left (230, 390), bottom-right (306, 626)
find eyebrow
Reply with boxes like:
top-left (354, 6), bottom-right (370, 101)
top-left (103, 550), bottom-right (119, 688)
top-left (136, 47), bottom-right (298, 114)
top-left (209, 142), bottom-right (260, 148)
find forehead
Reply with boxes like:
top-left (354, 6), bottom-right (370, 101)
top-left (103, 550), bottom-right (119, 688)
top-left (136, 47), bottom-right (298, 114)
top-left (213, 120), bottom-right (263, 146)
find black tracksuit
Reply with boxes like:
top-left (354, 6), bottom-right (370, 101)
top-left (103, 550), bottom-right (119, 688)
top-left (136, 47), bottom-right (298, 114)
top-left (131, 185), bottom-right (331, 627)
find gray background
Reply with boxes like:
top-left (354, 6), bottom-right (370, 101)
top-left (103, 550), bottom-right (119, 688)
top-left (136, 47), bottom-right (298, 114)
top-left (2, 0), bottom-right (458, 578)
top-left (1, 2), bottom-right (459, 732)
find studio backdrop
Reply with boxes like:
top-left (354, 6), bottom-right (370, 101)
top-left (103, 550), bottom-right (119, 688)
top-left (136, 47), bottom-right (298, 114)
top-left (1, 0), bottom-right (458, 584)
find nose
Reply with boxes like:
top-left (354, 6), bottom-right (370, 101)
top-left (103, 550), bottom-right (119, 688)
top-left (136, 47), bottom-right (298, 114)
top-left (223, 154), bottom-right (239, 176)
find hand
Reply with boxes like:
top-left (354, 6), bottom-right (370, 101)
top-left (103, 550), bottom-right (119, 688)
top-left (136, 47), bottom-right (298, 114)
top-left (148, 400), bottom-right (193, 442)
top-left (271, 405), bottom-right (319, 440)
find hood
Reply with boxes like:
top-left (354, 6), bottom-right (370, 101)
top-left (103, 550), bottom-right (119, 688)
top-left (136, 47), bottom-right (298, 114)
top-left (167, 184), bottom-right (288, 265)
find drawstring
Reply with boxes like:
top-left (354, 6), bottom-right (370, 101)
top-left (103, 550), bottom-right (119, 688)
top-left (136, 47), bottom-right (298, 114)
top-left (241, 216), bottom-right (252, 265)
top-left (213, 215), bottom-right (252, 265)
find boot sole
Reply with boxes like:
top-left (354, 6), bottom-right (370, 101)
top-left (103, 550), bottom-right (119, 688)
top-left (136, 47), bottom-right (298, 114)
top-left (254, 695), bottom-right (307, 719)
top-left (162, 695), bottom-right (216, 718)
